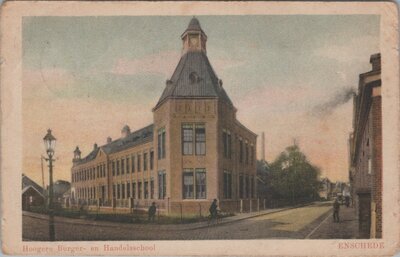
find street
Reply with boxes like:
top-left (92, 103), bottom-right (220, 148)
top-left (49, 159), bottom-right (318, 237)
top-left (23, 202), bottom-right (358, 241)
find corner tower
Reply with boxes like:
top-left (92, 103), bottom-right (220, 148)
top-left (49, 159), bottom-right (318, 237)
top-left (153, 18), bottom-right (256, 215)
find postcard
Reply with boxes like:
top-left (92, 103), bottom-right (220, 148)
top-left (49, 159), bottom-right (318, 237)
top-left (1, 1), bottom-right (399, 256)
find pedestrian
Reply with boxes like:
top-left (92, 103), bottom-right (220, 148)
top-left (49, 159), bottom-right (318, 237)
top-left (333, 198), bottom-right (340, 223)
top-left (209, 199), bottom-right (218, 221)
top-left (148, 202), bottom-right (157, 222)
top-left (345, 195), bottom-right (350, 208)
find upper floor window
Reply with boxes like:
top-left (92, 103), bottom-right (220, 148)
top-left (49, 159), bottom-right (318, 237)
top-left (112, 161), bottom-right (115, 176)
top-left (144, 152), bottom-right (148, 171)
top-left (131, 155), bottom-right (135, 173)
top-left (182, 124), bottom-right (193, 155)
top-left (181, 123), bottom-right (206, 156)
top-left (150, 151), bottom-right (154, 170)
top-left (239, 139), bottom-right (243, 163)
top-left (245, 141), bottom-right (249, 165)
top-left (121, 159), bottom-right (125, 174)
top-left (195, 124), bottom-right (206, 155)
top-left (137, 154), bottom-right (141, 172)
top-left (223, 130), bottom-right (232, 159)
top-left (158, 128), bottom-right (166, 159)
top-left (126, 157), bottom-right (130, 174)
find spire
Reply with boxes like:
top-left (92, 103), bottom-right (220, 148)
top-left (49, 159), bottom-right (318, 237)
top-left (154, 17), bottom-right (232, 110)
top-left (181, 17), bottom-right (207, 55)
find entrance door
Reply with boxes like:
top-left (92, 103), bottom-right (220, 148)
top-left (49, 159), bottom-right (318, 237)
top-left (358, 192), bottom-right (371, 238)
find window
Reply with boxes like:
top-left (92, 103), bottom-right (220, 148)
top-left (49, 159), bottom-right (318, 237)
top-left (150, 179), bottom-right (154, 199)
top-left (223, 171), bottom-right (232, 199)
top-left (182, 124), bottom-right (193, 155)
top-left (132, 182), bottom-right (136, 199)
top-left (150, 151), bottom-right (154, 170)
top-left (223, 131), bottom-right (232, 158)
top-left (131, 156), bottom-right (135, 173)
top-left (239, 174), bottom-right (244, 198)
top-left (250, 176), bottom-right (254, 198)
top-left (103, 164), bottom-right (106, 177)
top-left (138, 182), bottom-right (142, 199)
top-left (183, 170), bottom-right (194, 199)
top-left (195, 124), bottom-right (206, 155)
top-left (182, 123), bottom-right (206, 156)
top-left (121, 159), bottom-right (125, 174)
top-left (144, 153), bottom-right (148, 171)
top-left (116, 160), bottom-right (120, 175)
top-left (245, 176), bottom-right (250, 198)
top-left (117, 184), bottom-right (120, 199)
top-left (144, 181), bottom-right (149, 199)
top-left (245, 142), bottom-right (249, 165)
top-left (137, 154), bottom-right (141, 172)
top-left (158, 128), bottom-right (166, 159)
top-left (368, 158), bottom-right (372, 174)
top-left (158, 170), bottom-right (167, 199)
top-left (126, 157), bottom-right (130, 174)
top-left (239, 139), bottom-right (243, 163)
top-left (182, 169), bottom-right (206, 199)
top-left (196, 169), bottom-right (206, 199)
top-left (122, 183), bottom-right (125, 199)
top-left (96, 166), bottom-right (99, 178)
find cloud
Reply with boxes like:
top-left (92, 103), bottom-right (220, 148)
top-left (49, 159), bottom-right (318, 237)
top-left (110, 51), bottom-right (180, 77)
top-left (313, 35), bottom-right (379, 63)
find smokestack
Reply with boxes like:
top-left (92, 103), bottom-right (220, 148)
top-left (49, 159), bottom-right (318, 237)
top-left (261, 132), bottom-right (265, 162)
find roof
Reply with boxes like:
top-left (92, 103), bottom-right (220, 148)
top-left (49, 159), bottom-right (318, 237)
top-left (76, 124), bottom-right (154, 165)
top-left (181, 17), bottom-right (206, 37)
top-left (155, 51), bottom-right (233, 108)
top-left (22, 174), bottom-right (44, 195)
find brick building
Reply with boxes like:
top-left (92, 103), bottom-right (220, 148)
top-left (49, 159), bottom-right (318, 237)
top-left (70, 18), bottom-right (258, 215)
top-left (349, 53), bottom-right (382, 238)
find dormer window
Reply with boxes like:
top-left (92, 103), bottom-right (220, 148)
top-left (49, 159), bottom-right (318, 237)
top-left (189, 72), bottom-right (200, 84)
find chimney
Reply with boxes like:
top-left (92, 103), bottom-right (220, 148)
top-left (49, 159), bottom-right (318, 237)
top-left (261, 132), bottom-right (265, 162)
top-left (370, 53), bottom-right (381, 72)
top-left (93, 143), bottom-right (98, 150)
top-left (107, 137), bottom-right (112, 144)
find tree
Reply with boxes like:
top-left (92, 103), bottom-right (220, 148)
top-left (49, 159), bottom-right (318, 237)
top-left (266, 144), bottom-right (322, 205)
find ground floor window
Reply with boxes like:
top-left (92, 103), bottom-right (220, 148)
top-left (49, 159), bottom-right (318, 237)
top-left (239, 174), bottom-right (244, 198)
top-left (132, 182), bottom-right (136, 199)
top-left (245, 176), bottom-right (250, 198)
top-left (122, 183), bottom-right (125, 199)
top-left (182, 168), bottom-right (206, 199)
top-left (113, 184), bottom-right (116, 199)
top-left (158, 170), bottom-right (166, 199)
top-left (150, 179), bottom-right (154, 199)
top-left (127, 182), bottom-right (131, 198)
top-left (138, 182), bottom-right (142, 199)
top-left (223, 170), bottom-right (232, 199)
top-left (117, 184), bottom-right (121, 199)
top-left (144, 181), bottom-right (149, 199)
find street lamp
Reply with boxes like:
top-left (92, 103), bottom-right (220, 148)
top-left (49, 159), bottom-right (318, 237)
top-left (43, 129), bottom-right (56, 241)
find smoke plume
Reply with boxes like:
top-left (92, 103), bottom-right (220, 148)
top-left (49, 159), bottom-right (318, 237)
top-left (310, 87), bottom-right (356, 117)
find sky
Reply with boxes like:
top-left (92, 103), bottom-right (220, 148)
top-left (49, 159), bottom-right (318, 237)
top-left (22, 15), bottom-right (380, 186)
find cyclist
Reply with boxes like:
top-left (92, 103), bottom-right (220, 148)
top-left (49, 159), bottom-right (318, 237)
top-left (209, 199), bottom-right (218, 222)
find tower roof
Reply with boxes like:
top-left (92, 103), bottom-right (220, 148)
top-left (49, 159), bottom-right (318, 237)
top-left (155, 18), bottom-right (233, 109)
top-left (181, 17), bottom-right (205, 37)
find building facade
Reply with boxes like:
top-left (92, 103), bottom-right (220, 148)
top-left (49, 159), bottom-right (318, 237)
top-left (70, 18), bottom-right (258, 215)
top-left (349, 53), bottom-right (382, 238)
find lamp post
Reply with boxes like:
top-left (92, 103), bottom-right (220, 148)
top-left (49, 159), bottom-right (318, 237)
top-left (43, 129), bottom-right (56, 241)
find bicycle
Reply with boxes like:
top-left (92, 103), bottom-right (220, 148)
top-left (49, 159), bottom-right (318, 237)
top-left (207, 211), bottom-right (221, 226)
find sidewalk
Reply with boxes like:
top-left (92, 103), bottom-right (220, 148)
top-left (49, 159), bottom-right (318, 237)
top-left (23, 203), bottom-right (311, 232)
top-left (306, 205), bottom-right (359, 239)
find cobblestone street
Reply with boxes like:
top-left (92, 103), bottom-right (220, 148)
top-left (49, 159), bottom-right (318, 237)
top-left (23, 202), bottom-right (358, 241)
